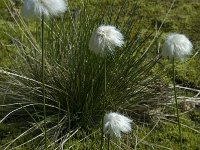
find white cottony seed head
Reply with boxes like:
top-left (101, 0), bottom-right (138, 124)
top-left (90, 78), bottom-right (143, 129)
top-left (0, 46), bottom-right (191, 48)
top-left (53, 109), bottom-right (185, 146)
top-left (21, 0), bottom-right (67, 18)
top-left (89, 25), bottom-right (124, 56)
top-left (162, 33), bottom-right (193, 60)
top-left (103, 112), bottom-right (132, 138)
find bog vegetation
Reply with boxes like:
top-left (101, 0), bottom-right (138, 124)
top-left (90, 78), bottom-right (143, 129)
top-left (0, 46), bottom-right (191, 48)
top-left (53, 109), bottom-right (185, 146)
top-left (0, 0), bottom-right (200, 150)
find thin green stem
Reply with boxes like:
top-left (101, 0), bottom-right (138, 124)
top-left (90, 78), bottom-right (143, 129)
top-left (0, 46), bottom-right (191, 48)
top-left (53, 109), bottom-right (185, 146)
top-left (66, 99), bottom-right (71, 131)
top-left (172, 58), bottom-right (182, 150)
top-left (107, 135), bottom-right (110, 150)
top-left (100, 58), bottom-right (107, 150)
top-left (41, 14), bottom-right (47, 150)
top-left (104, 58), bottom-right (106, 109)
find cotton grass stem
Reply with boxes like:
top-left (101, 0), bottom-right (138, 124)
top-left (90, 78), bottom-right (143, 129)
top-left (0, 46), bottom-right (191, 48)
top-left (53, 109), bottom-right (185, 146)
top-left (41, 14), bottom-right (47, 150)
top-left (107, 135), bottom-right (110, 150)
top-left (104, 58), bottom-right (107, 107)
top-left (66, 99), bottom-right (71, 132)
top-left (172, 58), bottom-right (182, 149)
top-left (100, 59), bottom-right (107, 150)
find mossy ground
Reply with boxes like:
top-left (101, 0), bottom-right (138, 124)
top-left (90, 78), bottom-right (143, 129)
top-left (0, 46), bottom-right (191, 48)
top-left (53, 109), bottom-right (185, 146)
top-left (1, 111), bottom-right (199, 149)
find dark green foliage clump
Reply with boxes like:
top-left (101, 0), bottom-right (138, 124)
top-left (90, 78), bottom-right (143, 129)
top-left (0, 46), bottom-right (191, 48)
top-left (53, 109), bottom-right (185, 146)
top-left (190, 110), bottom-right (200, 125)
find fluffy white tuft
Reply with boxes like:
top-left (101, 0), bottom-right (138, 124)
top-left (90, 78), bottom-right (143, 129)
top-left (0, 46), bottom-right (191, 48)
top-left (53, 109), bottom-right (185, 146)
top-left (162, 33), bottom-right (193, 60)
top-left (89, 25), bottom-right (124, 56)
top-left (21, 0), bottom-right (67, 18)
top-left (103, 112), bottom-right (132, 138)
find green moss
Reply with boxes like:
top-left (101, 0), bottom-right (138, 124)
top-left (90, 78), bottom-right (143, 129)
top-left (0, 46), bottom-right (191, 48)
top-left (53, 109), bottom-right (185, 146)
top-left (176, 58), bottom-right (200, 88)
top-left (190, 111), bottom-right (200, 125)
top-left (133, 119), bottom-right (200, 149)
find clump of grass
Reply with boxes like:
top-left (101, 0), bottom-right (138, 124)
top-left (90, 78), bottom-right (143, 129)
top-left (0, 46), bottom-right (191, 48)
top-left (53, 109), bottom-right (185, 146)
top-left (0, 0), bottom-right (163, 149)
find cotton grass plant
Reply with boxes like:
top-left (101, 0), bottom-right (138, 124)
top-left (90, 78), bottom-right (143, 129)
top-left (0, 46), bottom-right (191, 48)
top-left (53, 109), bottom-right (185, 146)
top-left (89, 25), bottom-right (124, 56)
top-left (89, 25), bottom-right (125, 149)
top-left (161, 33), bottom-right (193, 149)
top-left (1, 1), bottom-right (162, 149)
top-left (162, 33), bottom-right (193, 60)
top-left (21, 0), bottom-right (67, 149)
top-left (103, 112), bottom-right (132, 150)
top-left (21, 0), bottom-right (67, 18)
